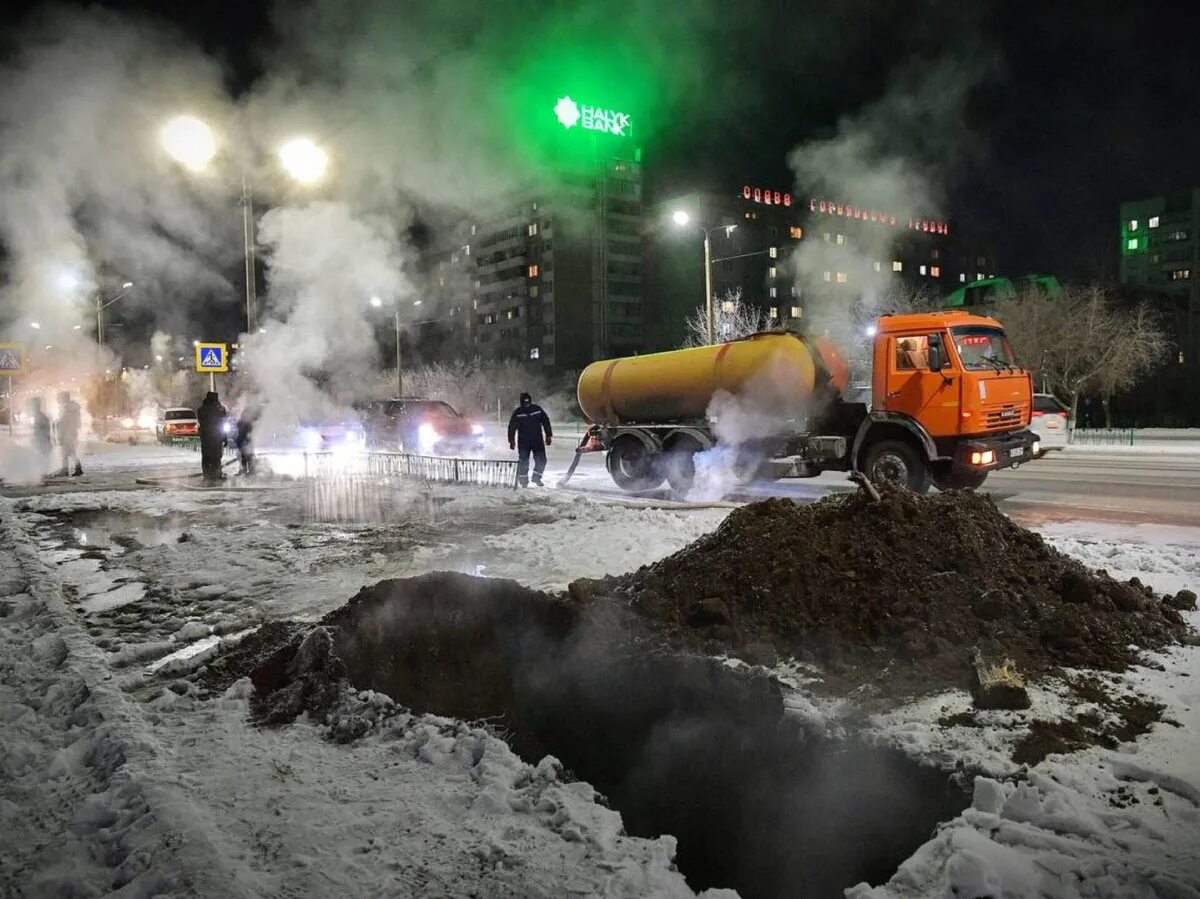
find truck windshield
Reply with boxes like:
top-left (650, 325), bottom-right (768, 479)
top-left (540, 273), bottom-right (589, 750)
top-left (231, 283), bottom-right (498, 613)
top-left (952, 326), bottom-right (1016, 371)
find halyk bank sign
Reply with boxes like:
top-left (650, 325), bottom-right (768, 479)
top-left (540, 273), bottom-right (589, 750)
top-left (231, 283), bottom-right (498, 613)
top-left (553, 96), bottom-right (632, 137)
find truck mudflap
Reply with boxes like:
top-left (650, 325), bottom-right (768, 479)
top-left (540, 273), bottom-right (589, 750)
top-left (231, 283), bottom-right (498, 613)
top-left (953, 429), bottom-right (1039, 473)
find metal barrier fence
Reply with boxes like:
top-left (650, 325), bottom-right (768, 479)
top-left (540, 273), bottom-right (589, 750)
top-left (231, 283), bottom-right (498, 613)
top-left (367, 452), bottom-right (519, 488)
top-left (255, 450), bottom-right (518, 489)
top-left (1069, 428), bottom-right (1136, 446)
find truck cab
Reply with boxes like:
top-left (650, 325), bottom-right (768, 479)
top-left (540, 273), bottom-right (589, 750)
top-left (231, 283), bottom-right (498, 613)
top-left (859, 312), bottom-right (1039, 491)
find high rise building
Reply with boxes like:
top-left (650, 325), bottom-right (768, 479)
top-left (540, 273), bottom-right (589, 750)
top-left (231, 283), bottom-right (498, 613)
top-left (1119, 191), bottom-right (1199, 422)
top-left (646, 184), bottom-right (995, 350)
top-left (419, 94), bottom-right (644, 373)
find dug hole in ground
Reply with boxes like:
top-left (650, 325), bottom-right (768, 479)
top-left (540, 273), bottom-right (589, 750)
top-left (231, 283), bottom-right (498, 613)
top-left (2, 474), bottom-right (1199, 898)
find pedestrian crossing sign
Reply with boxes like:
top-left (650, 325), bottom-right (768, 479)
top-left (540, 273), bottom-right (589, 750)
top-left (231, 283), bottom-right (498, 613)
top-left (0, 343), bottom-right (25, 374)
top-left (194, 342), bottom-right (228, 373)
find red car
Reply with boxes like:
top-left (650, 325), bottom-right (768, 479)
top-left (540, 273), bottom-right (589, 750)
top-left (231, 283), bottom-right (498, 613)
top-left (157, 406), bottom-right (199, 442)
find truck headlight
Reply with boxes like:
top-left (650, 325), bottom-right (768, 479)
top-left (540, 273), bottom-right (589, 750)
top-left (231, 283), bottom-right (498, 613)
top-left (1033, 440), bottom-right (1041, 456)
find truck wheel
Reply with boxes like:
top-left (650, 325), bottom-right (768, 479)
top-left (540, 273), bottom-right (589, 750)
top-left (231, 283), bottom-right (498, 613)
top-left (606, 436), bottom-right (664, 492)
top-left (863, 440), bottom-right (931, 494)
top-left (663, 436), bottom-right (703, 493)
top-left (932, 467), bottom-right (988, 491)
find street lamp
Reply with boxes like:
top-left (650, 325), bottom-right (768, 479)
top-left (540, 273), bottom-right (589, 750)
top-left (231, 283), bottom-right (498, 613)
top-left (94, 281), bottom-right (134, 351)
top-left (369, 296), bottom-right (429, 398)
top-left (672, 211), bottom-right (738, 344)
top-left (160, 115), bottom-right (329, 334)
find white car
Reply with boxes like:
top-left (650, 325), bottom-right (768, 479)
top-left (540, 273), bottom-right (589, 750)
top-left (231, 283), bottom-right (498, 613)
top-left (156, 407), bottom-right (199, 442)
top-left (1030, 393), bottom-right (1069, 453)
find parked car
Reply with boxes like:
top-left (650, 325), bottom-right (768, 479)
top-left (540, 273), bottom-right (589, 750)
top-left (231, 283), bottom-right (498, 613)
top-left (156, 407), bottom-right (199, 442)
top-left (1030, 393), bottom-right (1069, 454)
top-left (357, 398), bottom-right (485, 455)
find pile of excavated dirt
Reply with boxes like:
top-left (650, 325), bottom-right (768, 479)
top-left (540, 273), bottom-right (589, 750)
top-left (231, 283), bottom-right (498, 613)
top-left (582, 487), bottom-right (1188, 696)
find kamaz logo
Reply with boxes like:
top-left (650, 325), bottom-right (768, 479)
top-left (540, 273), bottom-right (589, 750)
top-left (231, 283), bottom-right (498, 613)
top-left (998, 409), bottom-right (1019, 419)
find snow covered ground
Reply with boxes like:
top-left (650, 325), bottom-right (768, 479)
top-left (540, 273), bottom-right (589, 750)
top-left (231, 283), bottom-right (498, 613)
top-left (2, 462), bottom-right (1199, 897)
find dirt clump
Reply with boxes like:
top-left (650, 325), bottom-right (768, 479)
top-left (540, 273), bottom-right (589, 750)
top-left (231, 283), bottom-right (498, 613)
top-left (588, 487), bottom-right (1187, 697)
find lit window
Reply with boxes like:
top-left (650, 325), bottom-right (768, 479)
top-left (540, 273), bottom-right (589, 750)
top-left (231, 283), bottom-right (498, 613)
top-left (790, 306), bottom-right (803, 319)
top-left (975, 272), bottom-right (984, 280)
top-left (528, 223), bottom-right (538, 236)
top-left (530, 347), bottom-right (540, 360)
top-left (1129, 219), bottom-right (1138, 230)
top-left (1150, 216), bottom-right (1160, 228)
top-left (769, 246), bottom-right (778, 258)
top-left (1127, 238), bottom-right (1138, 251)
top-left (769, 266), bottom-right (777, 279)
top-left (836, 234), bottom-right (845, 245)
top-left (919, 265), bottom-right (927, 275)
top-left (530, 285), bottom-right (539, 298)
top-left (471, 224), bottom-right (477, 235)
top-left (463, 245), bottom-right (470, 256)
top-left (769, 287), bottom-right (777, 299)
top-left (789, 226), bottom-right (803, 239)
top-left (769, 306), bottom-right (778, 318)
top-left (959, 273), bottom-right (966, 283)
top-left (931, 266), bottom-right (941, 277)
top-left (823, 232), bottom-right (831, 243)
top-left (836, 272), bottom-right (848, 284)
top-left (823, 271), bottom-right (832, 282)
top-left (791, 286), bottom-right (800, 297)
top-left (892, 260), bottom-right (903, 272)
top-left (873, 261), bottom-right (882, 272)
top-left (1171, 269), bottom-right (1192, 280)
top-left (528, 264), bottom-right (539, 277)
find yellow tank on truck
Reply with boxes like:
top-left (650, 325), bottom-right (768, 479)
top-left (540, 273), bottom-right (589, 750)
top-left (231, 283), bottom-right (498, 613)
top-left (577, 332), bottom-right (819, 425)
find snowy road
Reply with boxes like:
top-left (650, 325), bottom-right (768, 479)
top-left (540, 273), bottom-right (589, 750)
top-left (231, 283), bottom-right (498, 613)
top-left (544, 441), bottom-right (1200, 526)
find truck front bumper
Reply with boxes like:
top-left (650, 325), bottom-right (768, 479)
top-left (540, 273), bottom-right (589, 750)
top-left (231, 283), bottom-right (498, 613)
top-left (952, 429), bottom-right (1039, 473)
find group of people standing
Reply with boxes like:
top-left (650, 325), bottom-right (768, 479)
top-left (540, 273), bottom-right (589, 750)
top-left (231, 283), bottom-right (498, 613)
top-left (197, 391), bottom-right (257, 482)
top-left (28, 392), bottom-right (84, 478)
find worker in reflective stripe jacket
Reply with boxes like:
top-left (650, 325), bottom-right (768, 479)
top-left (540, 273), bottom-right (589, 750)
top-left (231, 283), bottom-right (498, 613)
top-left (507, 392), bottom-right (553, 486)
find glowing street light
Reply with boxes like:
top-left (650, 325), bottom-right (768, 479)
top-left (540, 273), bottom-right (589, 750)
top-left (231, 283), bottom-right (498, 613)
top-left (278, 137), bottom-right (328, 184)
top-left (159, 115), bottom-right (217, 173)
top-left (57, 271), bottom-right (81, 292)
top-left (161, 117), bottom-right (331, 334)
top-left (369, 295), bottom-right (383, 308)
top-left (672, 211), bottom-right (739, 344)
top-left (30, 321), bottom-right (41, 330)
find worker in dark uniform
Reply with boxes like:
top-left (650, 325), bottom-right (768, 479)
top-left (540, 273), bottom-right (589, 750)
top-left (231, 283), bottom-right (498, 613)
top-left (507, 392), bottom-right (552, 487)
top-left (234, 401), bottom-right (258, 476)
top-left (30, 397), bottom-right (53, 476)
top-left (196, 391), bottom-right (227, 482)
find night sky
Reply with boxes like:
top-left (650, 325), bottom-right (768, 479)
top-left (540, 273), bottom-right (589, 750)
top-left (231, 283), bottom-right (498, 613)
top-left (9, 0), bottom-right (1199, 283)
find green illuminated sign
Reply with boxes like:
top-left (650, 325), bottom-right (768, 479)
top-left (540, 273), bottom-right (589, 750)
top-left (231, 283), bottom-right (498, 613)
top-left (553, 95), bottom-right (632, 137)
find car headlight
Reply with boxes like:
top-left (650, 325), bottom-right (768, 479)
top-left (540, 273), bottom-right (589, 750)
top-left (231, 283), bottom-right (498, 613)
top-left (418, 422), bottom-right (438, 449)
top-left (471, 423), bottom-right (484, 435)
top-left (221, 421), bottom-right (233, 435)
top-left (300, 429), bottom-right (322, 451)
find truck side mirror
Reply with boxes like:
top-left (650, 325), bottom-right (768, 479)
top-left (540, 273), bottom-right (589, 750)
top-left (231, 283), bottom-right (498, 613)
top-left (927, 335), bottom-right (944, 372)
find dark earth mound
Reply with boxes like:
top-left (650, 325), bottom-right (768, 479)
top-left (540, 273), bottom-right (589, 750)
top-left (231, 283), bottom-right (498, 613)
top-left (581, 487), bottom-right (1187, 697)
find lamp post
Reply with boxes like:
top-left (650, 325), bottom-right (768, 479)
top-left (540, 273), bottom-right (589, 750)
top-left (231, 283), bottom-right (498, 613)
top-left (95, 281), bottom-right (134, 352)
top-left (672, 211), bottom-right (738, 344)
top-left (159, 116), bottom-right (329, 335)
top-left (371, 296), bottom-right (431, 398)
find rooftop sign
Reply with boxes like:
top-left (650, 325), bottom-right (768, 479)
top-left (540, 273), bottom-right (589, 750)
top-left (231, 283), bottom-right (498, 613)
top-left (553, 96), bottom-right (632, 137)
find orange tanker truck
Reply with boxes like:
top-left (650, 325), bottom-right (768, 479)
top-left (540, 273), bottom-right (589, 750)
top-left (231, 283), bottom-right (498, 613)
top-left (576, 310), bottom-right (1040, 494)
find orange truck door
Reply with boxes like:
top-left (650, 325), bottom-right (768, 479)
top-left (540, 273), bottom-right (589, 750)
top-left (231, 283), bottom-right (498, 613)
top-left (884, 333), bottom-right (960, 437)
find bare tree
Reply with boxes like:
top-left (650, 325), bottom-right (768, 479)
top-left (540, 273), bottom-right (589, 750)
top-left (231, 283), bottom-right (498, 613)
top-left (995, 284), bottom-right (1168, 431)
top-left (681, 288), bottom-right (780, 348)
